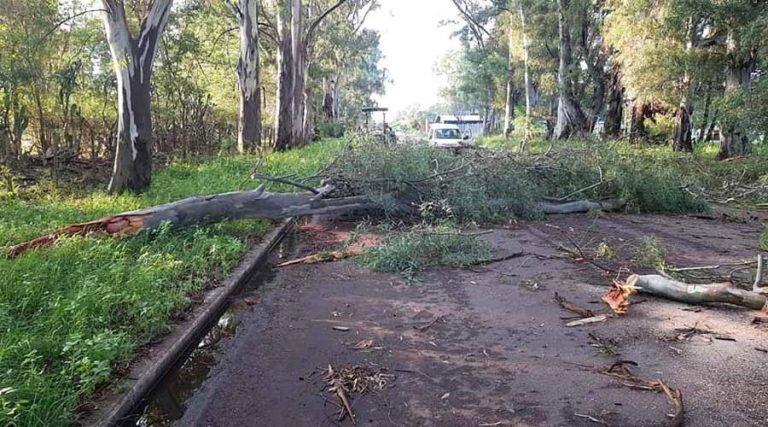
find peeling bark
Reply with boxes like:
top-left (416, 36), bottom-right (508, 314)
top-left (226, 0), bottom-right (262, 153)
top-left (5, 186), bottom-right (383, 258)
top-left (274, 1), bottom-right (294, 152)
top-left (101, 0), bottom-right (173, 194)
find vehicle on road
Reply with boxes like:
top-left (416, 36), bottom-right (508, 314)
top-left (427, 123), bottom-right (474, 148)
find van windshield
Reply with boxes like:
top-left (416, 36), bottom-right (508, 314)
top-left (434, 128), bottom-right (460, 139)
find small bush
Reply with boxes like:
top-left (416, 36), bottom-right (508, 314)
top-left (635, 235), bottom-right (667, 269)
top-left (760, 228), bottom-right (768, 251)
top-left (358, 226), bottom-right (492, 273)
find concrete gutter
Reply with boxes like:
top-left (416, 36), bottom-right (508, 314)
top-left (95, 218), bottom-right (295, 426)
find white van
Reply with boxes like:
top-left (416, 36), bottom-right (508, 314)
top-left (427, 123), bottom-right (474, 148)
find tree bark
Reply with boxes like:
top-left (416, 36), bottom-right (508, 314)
top-left (553, 0), bottom-right (588, 140)
top-left (291, 0), bottom-right (307, 148)
top-left (274, 1), bottom-right (294, 152)
top-left (101, 0), bottom-right (172, 194)
top-left (5, 185), bottom-right (383, 258)
top-left (673, 23), bottom-right (695, 153)
top-left (520, 5), bottom-right (532, 120)
top-left (226, 0), bottom-right (262, 153)
top-left (603, 61), bottom-right (623, 138)
top-left (628, 274), bottom-right (767, 311)
top-left (717, 29), bottom-right (754, 159)
top-left (503, 25), bottom-right (515, 139)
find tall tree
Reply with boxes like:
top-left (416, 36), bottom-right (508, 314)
top-left (225, 0), bottom-right (262, 153)
top-left (553, 0), bottom-right (588, 139)
top-left (101, 0), bottom-right (173, 193)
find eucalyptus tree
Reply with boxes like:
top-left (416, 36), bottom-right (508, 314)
top-left (224, 0), bottom-right (262, 153)
top-left (100, 0), bottom-right (173, 193)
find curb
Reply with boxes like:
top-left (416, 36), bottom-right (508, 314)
top-left (98, 218), bottom-right (295, 426)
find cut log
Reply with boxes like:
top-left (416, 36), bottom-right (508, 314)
top-left (5, 185), bottom-right (383, 257)
top-left (627, 274), bottom-right (768, 312)
top-left (538, 199), bottom-right (625, 214)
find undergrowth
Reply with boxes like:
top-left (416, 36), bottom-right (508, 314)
top-left (358, 226), bottom-right (492, 274)
top-left (0, 138), bottom-right (345, 426)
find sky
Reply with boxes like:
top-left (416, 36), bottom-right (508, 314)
top-left (364, 0), bottom-right (463, 117)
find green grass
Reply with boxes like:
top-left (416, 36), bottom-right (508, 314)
top-left (358, 226), bottom-right (492, 274)
top-left (0, 138), bottom-right (345, 426)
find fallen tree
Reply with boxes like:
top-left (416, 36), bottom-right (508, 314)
top-left (5, 185), bottom-right (382, 257)
top-left (626, 274), bottom-right (768, 312)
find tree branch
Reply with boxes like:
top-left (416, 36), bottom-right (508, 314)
top-left (305, 0), bottom-right (348, 45)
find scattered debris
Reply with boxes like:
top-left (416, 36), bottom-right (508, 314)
top-left (243, 297), bottom-right (258, 306)
top-left (600, 361), bottom-right (684, 426)
top-left (661, 324), bottom-right (735, 342)
top-left (440, 392), bottom-right (450, 400)
top-left (413, 315), bottom-right (446, 332)
top-left (601, 281), bottom-right (637, 314)
top-left (588, 333), bottom-right (618, 356)
top-left (332, 326), bottom-right (351, 332)
top-left (323, 365), bottom-right (393, 424)
top-left (279, 231), bottom-right (382, 267)
top-left (574, 413), bottom-right (606, 425)
top-left (753, 316), bottom-right (768, 324)
top-left (565, 315), bottom-right (609, 327)
top-left (352, 339), bottom-right (374, 350)
top-left (554, 292), bottom-right (596, 318)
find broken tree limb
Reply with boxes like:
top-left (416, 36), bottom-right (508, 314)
top-left (5, 185), bottom-right (389, 257)
top-left (537, 198), bottom-right (625, 214)
top-left (627, 274), bottom-right (768, 312)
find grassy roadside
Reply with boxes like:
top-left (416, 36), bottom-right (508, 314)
top-left (0, 138), bottom-right (345, 426)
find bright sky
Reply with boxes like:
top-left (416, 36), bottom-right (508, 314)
top-left (365, 0), bottom-right (463, 117)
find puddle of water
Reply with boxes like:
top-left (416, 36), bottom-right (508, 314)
top-left (127, 224), bottom-right (303, 426)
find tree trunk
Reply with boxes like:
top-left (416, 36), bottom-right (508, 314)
top-left (717, 29), bottom-right (754, 159)
top-left (520, 5), bottom-right (532, 120)
top-left (627, 274), bottom-right (767, 311)
top-left (291, 0), bottom-right (307, 148)
top-left (673, 24), bottom-right (694, 153)
top-left (503, 27), bottom-right (515, 139)
top-left (274, 1), bottom-right (294, 152)
top-left (101, 0), bottom-right (172, 194)
top-left (630, 100), bottom-right (650, 141)
top-left (227, 0), bottom-right (262, 153)
top-left (603, 62), bottom-right (623, 138)
top-left (5, 185), bottom-right (386, 258)
top-left (553, 0), bottom-right (588, 140)
top-left (323, 78), bottom-right (336, 119)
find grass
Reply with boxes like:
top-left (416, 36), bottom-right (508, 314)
top-left (358, 225), bottom-right (492, 274)
top-left (0, 138), bottom-right (345, 426)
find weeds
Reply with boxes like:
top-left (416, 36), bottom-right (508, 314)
top-left (358, 226), bottom-right (492, 274)
top-left (636, 236), bottom-right (668, 270)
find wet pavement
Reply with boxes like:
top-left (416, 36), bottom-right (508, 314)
top-left (140, 213), bottom-right (768, 427)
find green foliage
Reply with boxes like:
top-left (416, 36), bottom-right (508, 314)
top-left (328, 140), bottom-right (708, 224)
top-left (760, 228), bottom-right (768, 252)
top-left (358, 226), bottom-right (492, 273)
top-left (327, 142), bottom-right (543, 223)
top-left (635, 235), bottom-right (668, 269)
top-left (0, 138), bottom-right (344, 426)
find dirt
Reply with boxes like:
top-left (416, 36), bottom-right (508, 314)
top-left (171, 213), bottom-right (768, 427)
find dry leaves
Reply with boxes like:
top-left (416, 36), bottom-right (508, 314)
top-left (323, 365), bottom-right (394, 424)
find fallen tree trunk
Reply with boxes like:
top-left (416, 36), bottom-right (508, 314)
top-left (538, 199), bottom-right (625, 214)
top-left (627, 274), bottom-right (768, 312)
top-left (6, 185), bottom-right (382, 257)
top-left (6, 185), bottom-right (624, 257)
